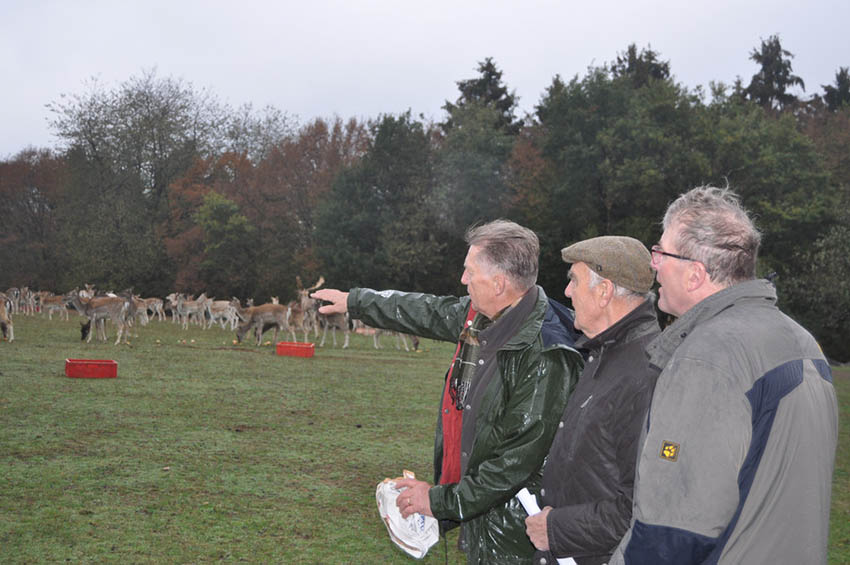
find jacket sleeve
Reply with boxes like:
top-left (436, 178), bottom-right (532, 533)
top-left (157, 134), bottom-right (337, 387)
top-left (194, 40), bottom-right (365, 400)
top-left (347, 288), bottom-right (470, 343)
top-left (546, 372), bottom-right (655, 558)
top-left (615, 355), bottom-right (751, 564)
top-left (428, 349), bottom-right (572, 521)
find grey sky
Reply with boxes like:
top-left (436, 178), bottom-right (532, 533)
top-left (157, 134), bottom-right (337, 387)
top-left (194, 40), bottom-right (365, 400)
top-left (2, 0), bottom-right (848, 158)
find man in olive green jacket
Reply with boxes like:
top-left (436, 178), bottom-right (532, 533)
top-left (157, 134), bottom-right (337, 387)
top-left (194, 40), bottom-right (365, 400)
top-left (313, 220), bottom-right (582, 563)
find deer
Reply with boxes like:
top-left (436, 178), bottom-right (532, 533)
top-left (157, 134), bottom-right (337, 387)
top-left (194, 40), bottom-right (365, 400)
top-left (0, 292), bottom-right (14, 342)
top-left (301, 276), bottom-right (349, 348)
top-left (235, 303), bottom-right (290, 346)
top-left (165, 293), bottom-right (181, 324)
top-left (230, 297), bottom-right (248, 321)
top-left (352, 319), bottom-right (418, 351)
top-left (5, 288), bottom-right (20, 314)
top-left (132, 295), bottom-right (150, 328)
top-left (206, 299), bottom-right (239, 330)
top-left (19, 287), bottom-right (36, 316)
top-left (296, 276), bottom-right (325, 338)
top-left (79, 283), bottom-right (95, 300)
top-left (230, 297), bottom-right (259, 322)
top-left (141, 297), bottom-right (165, 321)
top-left (175, 293), bottom-right (209, 329)
top-left (318, 311), bottom-right (350, 348)
top-left (65, 289), bottom-right (131, 345)
top-left (284, 300), bottom-right (313, 342)
top-left (38, 291), bottom-right (70, 321)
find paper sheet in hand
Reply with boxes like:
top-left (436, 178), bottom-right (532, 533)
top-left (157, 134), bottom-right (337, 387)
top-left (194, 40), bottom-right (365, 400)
top-left (376, 470), bottom-right (439, 559)
top-left (516, 488), bottom-right (578, 565)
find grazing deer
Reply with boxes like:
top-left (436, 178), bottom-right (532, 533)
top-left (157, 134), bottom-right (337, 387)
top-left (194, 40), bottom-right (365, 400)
top-left (235, 303), bottom-right (289, 346)
top-left (66, 289), bottom-right (131, 345)
top-left (0, 292), bottom-right (14, 342)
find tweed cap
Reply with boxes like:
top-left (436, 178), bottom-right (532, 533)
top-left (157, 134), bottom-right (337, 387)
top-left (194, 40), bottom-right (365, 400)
top-left (561, 235), bottom-right (654, 293)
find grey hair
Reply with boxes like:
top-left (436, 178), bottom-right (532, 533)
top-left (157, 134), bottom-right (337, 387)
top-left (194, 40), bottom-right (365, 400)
top-left (663, 185), bottom-right (761, 286)
top-left (465, 219), bottom-right (539, 291)
top-left (586, 268), bottom-right (649, 301)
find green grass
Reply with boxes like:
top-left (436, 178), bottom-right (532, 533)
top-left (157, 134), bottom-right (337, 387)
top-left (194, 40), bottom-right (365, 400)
top-left (1, 315), bottom-right (465, 563)
top-left (1, 315), bottom-right (848, 563)
top-left (831, 365), bottom-right (850, 564)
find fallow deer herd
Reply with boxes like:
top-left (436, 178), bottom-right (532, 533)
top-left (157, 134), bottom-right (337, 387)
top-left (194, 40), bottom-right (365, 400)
top-left (0, 278), bottom-right (419, 351)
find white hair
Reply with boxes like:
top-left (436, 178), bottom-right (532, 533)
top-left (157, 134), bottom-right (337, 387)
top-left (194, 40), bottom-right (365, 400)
top-left (586, 268), bottom-right (650, 301)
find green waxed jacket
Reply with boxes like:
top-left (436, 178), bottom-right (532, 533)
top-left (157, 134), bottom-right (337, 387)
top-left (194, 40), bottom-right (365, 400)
top-left (348, 287), bottom-right (582, 564)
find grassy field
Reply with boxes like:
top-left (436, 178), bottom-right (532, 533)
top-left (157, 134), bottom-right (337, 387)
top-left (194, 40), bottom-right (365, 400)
top-left (1, 314), bottom-right (848, 564)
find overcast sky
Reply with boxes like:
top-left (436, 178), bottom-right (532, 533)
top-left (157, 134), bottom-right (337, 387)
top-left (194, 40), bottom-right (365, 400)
top-left (2, 0), bottom-right (848, 158)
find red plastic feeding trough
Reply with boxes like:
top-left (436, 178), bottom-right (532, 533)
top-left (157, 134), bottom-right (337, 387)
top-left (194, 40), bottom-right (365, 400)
top-left (275, 342), bottom-right (315, 358)
top-left (65, 359), bottom-right (118, 378)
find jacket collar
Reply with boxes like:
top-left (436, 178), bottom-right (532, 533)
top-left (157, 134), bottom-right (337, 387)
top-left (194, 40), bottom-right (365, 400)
top-left (475, 285), bottom-right (548, 351)
top-left (576, 297), bottom-right (659, 353)
top-left (647, 279), bottom-right (777, 369)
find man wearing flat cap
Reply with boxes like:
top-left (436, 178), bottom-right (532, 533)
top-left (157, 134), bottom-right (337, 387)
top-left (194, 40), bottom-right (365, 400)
top-left (525, 236), bottom-right (661, 565)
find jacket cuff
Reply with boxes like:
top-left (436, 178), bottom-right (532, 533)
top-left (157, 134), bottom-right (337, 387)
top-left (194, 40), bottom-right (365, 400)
top-left (428, 484), bottom-right (448, 519)
top-left (546, 506), bottom-right (571, 556)
top-left (346, 288), bottom-right (365, 319)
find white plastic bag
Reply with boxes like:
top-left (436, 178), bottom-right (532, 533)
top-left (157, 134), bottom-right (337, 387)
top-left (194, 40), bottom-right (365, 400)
top-left (376, 470), bottom-right (439, 559)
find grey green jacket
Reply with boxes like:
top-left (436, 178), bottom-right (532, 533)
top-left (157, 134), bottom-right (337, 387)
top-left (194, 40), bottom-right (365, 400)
top-left (609, 279), bottom-right (838, 565)
top-left (348, 286), bottom-right (582, 564)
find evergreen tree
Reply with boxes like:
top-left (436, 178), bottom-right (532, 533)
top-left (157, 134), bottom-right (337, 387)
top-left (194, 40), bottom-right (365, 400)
top-left (315, 113), bottom-right (447, 292)
top-left (442, 57), bottom-right (522, 134)
top-left (522, 61), bottom-right (706, 297)
top-left (610, 43), bottom-right (671, 88)
top-left (822, 67), bottom-right (850, 112)
top-left (744, 35), bottom-right (805, 111)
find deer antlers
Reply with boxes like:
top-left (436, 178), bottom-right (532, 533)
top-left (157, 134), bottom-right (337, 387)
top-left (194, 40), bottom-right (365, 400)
top-left (297, 276), bottom-right (325, 293)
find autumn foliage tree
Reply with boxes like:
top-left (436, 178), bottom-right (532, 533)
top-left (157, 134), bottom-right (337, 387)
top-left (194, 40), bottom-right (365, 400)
top-left (0, 148), bottom-right (68, 289)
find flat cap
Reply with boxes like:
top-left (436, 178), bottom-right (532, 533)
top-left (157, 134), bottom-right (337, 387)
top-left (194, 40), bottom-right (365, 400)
top-left (561, 235), bottom-right (654, 294)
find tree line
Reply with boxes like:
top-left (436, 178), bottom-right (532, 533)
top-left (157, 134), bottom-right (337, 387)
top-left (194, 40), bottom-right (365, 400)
top-left (1, 37), bottom-right (848, 360)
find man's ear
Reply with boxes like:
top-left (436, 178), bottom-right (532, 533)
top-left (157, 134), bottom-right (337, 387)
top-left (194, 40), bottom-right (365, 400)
top-left (598, 279), bottom-right (615, 307)
top-left (493, 273), bottom-right (506, 295)
top-left (687, 261), bottom-right (708, 291)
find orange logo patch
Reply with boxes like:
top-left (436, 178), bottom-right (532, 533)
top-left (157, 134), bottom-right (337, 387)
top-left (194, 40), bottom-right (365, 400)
top-left (660, 441), bottom-right (680, 462)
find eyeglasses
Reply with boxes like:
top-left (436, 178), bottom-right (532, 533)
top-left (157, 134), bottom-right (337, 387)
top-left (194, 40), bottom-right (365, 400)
top-left (651, 245), bottom-right (696, 264)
